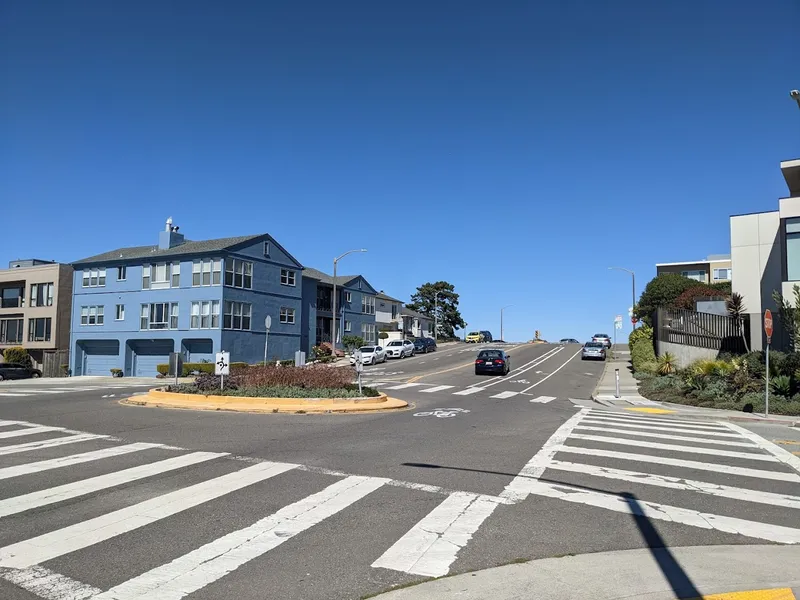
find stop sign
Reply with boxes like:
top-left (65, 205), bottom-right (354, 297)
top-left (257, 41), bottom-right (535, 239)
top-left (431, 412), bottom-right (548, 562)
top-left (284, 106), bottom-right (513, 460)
top-left (764, 309), bottom-right (773, 343)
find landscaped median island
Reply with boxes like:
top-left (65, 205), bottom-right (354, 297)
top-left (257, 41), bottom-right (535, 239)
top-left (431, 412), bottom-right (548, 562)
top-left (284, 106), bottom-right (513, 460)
top-left (629, 325), bottom-right (800, 416)
top-left (122, 364), bottom-right (407, 414)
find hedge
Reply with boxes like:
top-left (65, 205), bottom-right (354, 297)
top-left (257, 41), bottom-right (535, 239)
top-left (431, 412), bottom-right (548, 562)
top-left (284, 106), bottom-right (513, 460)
top-left (2, 346), bottom-right (32, 368)
top-left (629, 326), bottom-right (656, 372)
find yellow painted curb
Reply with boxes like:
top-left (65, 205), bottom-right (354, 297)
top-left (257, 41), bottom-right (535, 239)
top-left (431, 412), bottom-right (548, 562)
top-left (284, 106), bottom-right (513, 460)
top-left (686, 588), bottom-right (795, 599)
top-left (624, 407), bottom-right (676, 414)
top-left (122, 388), bottom-right (408, 414)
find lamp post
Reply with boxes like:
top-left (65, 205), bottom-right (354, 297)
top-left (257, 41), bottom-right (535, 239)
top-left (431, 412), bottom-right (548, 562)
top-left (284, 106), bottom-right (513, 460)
top-left (609, 267), bottom-right (636, 328)
top-left (433, 293), bottom-right (439, 341)
top-left (331, 249), bottom-right (367, 355)
top-left (500, 305), bottom-right (513, 342)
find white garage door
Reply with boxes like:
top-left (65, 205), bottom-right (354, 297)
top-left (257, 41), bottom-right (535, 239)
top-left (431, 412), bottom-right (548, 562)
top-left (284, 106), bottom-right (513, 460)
top-left (81, 341), bottom-right (120, 376)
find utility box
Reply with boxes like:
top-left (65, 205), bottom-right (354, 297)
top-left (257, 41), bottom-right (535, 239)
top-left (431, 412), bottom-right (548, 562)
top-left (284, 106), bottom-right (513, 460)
top-left (168, 352), bottom-right (184, 378)
top-left (294, 351), bottom-right (306, 367)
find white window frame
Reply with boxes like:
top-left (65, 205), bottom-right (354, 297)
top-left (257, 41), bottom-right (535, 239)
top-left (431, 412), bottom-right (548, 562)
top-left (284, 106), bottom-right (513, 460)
top-left (117, 266), bottom-right (127, 281)
top-left (345, 320), bottom-right (352, 332)
top-left (190, 300), bottom-right (220, 329)
top-left (681, 269), bottom-right (706, 282)
top-left (344, 291), bottom-right (352, 303)
top-left (142, 263), bottom-right (180, 290)
top-left (115, 304), bottom-right (125, 321)
top-left (263, 241), bottom-right (270, 257)
top-left (361, 295), bottom-right (375, 315)
top-left (140, 302), bottom-right (178, 330)
top-left (712, 268), bottom-right (731, 281)
top-left (225, 259), bottom-right (253, 289)
top-left (223, 301), bottom-right (252, 330)
top-left (279, 307), bottom-right (296, 324)
top-left (82, 268), bottom-right (106, 288)
top-left (361, 323), bottom-right (376, 344)
top-left (30, 282), bottom-right (54, 307)
top-left (280, 269), bottom-right (296, 287)
top-left (80, 305), bottom-right (104, 326)
top-left (192, 259), bottom-right (222, 287)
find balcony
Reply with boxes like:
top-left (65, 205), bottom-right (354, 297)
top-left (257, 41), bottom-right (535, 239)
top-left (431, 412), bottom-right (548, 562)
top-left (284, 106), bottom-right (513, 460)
top-left (0, 285), bottom-right (25, 310)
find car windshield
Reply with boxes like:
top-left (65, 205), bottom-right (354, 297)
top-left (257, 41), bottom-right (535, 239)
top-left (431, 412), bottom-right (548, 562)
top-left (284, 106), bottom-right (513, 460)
top-left (468, 332), bottom-right (480, 336)
top-left (593, 334), bottom-right (609, 338)
top-left (388, 341), bottom-right (402, 346)
top-left (359, 347), bottom-right (375, 353)
top-left (585, 342), bottom-right (604, 348)
top-left (478, 350), bottom-right (503, 359)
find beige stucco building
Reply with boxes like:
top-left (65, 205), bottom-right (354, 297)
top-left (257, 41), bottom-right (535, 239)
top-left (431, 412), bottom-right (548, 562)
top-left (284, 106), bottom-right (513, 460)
top-left (655, 255), bottom-right (732, 284)
top-left (0, 259), bottom-right (73, 369)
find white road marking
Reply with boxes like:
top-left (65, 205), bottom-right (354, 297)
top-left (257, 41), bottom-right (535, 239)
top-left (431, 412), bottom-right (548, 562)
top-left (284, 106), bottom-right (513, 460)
top-left (420, 385), bottom-right (455, 393)
top-left (530, 396), bottom-right (557, 404)
top-left (372, 492), bottom-right (502, 578)
top-left (556, 445), bottom-right (800, 482)
top-left (0, 420), bottom-right (23, 427)
top-left (545, 460), bottom-right (800, 510)
top-left (95, 476), bottom-right (387, 600)
top-left (568, 433), bottom-right (776, 461)
top-left (0, 451), bottom-right (228, 518)
top-left (574, 425), bottom-right (758, 448)
top-left (8, 389), bottom-right (64, 394)
top-left (579, 418), bottom-right (742, 437)
top-left (0, 460), bottom-right (299, 568)
top-left (0, 565), bottom-right (101, 600)
top-left (0, 425), bottom-right (64, 439)
top-left (586, 410), bottom-right (730, 428)
top-left (524, 480), bottom-right (800, 544)
top-left (452, 387), bottom-right (484, 396)
top-left (469, 347), bottom-right (562, 389)
top-left (520, 348), bottom-right (583, 393)
top-left (491, 391), bottom-right (519, 399)
top-left (722, 422), bottom-right (800, 475)
top-left (0, 433), bottom-right (108, 456)
top-left (384, 383), bottom-right (423, 390)
top-left (0, 443), bottom-right (164, 482)
top-left (0, 393), bottom-right (29, 397)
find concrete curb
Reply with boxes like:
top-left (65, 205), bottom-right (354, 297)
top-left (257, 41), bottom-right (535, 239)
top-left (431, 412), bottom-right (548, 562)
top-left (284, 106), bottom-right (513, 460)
top-left (121, 388), bottom-right (408, 414)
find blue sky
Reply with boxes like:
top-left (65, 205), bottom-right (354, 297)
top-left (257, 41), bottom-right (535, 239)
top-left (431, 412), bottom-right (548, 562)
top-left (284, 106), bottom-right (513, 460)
top-left (1, 1), bottom-right (798, 342)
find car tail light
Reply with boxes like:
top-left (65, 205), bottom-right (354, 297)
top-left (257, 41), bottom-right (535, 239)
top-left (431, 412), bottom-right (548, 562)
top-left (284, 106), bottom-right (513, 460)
top-left (476, 359), bottom-right (484, 364)
top-left (494, 360), bottom-right (505, 365)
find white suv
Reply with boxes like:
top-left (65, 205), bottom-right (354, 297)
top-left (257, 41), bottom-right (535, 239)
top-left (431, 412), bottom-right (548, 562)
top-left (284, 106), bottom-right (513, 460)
top-left (385, 339), bottom-right (415, 359)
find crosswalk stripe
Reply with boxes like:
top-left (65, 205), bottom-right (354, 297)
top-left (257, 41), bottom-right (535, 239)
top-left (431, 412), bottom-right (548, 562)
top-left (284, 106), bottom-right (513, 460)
top-left (569, 434), bottom-right (776, 461)
top-left (524, 479), bottom-right (800, 544)
top-left (0, 460), bottom-right (299, 569)
top-left (580, 418), bottom-right (742, 437)
top-left (0, 393), bottom-right (31, 397)
top-left (0, 451), bottom-right (228, 518)
top-left (384, 383), bottom-right (423, 390)
top-left (0, 443), bottom-right (164, 481)
top-left (452, 387), bottom-right (483, 396)
top-left (574, 425), bottom-right (758, 448)
top-left (0, 565), bottom-right (101, 600)
top-left (94, 475), bottom-right (387, 600)
top-left (420, 385), bottom-right (455, 393)
top-left (586, 411), bottom-right (729, 428)
top-left (10, 389), bottom-right (64, 394)
top-left (530, 396), bottom-right (556, 403)
top-left (556, 445), bottom-right (800, 482)
top-left (545, 460), bottom-right (800, 510)
top-left (0, 425), bottom-right (64, 439)
top-left (0, 433), bottom-right (108, 456)
top-left (723, 422), bottom-right (800, 475)
top-left (491, 391), bottom-right (518, 399)
top-left (0, 420), bottom-right (24, 427)
top-left (372, 492), bottom-right (501, 578)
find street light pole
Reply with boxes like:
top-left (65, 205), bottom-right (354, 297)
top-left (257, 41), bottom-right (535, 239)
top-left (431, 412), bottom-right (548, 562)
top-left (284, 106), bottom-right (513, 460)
top-left (331, 249), bottom-right (367, 356)
top-left (609, 267), bottom-right (636, 329)
top-left (500, 305), bottom-right (513, 342)
top-left (434, 293), bottom-right (438, 341)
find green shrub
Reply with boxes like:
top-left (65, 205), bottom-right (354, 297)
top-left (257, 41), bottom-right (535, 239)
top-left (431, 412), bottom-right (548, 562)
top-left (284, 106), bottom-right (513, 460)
top-left (630, 339), bottom-right (656, 372)
top-left (656, 352), bottom-right (678, 375)
top-left (2, 346), bottom-right (32, 368)
top-left (770, 374), bottom-right (793, 397)
top-left (342, 335), bottom-right (364, 351)
top-left (182, 363), bottom-right (215, 376)
top-left (230, 362), bottom-right (249, 371)
top-left (156, 364), bottom-right (169, 376)
top-left (628, 326), bottom-right (653, 347)
top-left (312, 345), bottom-right (332, 358)
top-left (378, 332), bottom-right (389, 340)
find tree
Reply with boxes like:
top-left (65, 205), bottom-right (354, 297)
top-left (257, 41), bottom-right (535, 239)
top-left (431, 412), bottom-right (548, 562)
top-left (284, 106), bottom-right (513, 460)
top-left (406, 281), bottom-right (466, 338)
top-left (725, 292), bottom-right (750, 353)
top-left (635, 273), bottom-right (698, 326)
top-left (2, 347), bottom-right (31, 368)
top-left (672, 285), bottom-right (727, 310)
top-left (342, 335), bottom-right (364, 352)
top-left (773, 286), bottom-right (800, 351)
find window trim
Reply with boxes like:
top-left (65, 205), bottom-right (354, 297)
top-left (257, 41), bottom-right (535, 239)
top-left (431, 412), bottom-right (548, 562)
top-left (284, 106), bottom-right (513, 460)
top-left (0, 318), bottom-right (24, 344)
top-left (712, 267), bottom-right (731, 281)
top-left (344, 291), bottom-right (352, 303)
top-left (115, 304), bottom-right (125, 321)
top-left (225, 259), bottom-right (254, 290)
top-left (82, 268), bottom-right (106, 288)
top-left (279, 307), bottom-right (296, 324)
top-left (117, 266), bottom-right (127, 281)
top-left (280, 269), bottom-right (296, 287)
top-left (190, 300), bottom-right (220, 329)
top-left (223, 301), bottom-right (252, 331)
top-left (29, 282), bottom-right (54, 307)
top-left (361, 295), bottom-right (375, 315)
top-left (263, 241), bottom-right (270, 257)
top-left (140, 302), bottom-right (179, 330)
top-left (27, 317), bottom-right (52, 342)
top-left (80, 305), bottom-right (104, 326)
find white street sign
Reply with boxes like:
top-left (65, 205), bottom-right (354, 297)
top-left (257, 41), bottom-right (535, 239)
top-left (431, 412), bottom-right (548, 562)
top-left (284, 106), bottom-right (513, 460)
top-left (215, 351), bottom-right (230, 376)
top-left (628, 306), bottom-right (634, 317)
top-left (614, 315), bottom-right (623, 323)
top-left (615, 321), bottom-right (623, 330)
top-left (265, 315), bottom-right (272, 330)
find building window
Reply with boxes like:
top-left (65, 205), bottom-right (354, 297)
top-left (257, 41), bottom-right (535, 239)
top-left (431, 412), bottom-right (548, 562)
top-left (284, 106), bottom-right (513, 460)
top-left (29, 282), bottom-right (54, 307)
top-left (28, 317), bottom-right (51, 342)
top-left (280, 307), bottom-right (295, 324)
top-left (0, 286), bottom-right (24, 308)
top-left (391, 304), bottom-right (397, 319)
top-left (280, 269), bottom-right (296, 287)
top-left (361, 323), bottom-right (376, 344)
top-left (225, 259), bottom-right (253, 289)
top-left (80, 305), bottom-right (104, 326)
top-left (344, 291), bottom-right (352, 303)
top-left (345, 320), bottom-right (351, 332)
top-left (712, 268), bottom-right (732, 281)
top-left (82, 268), bottom-right (106, 288)
top-left (191, 301), bottom-right (220, 329)
top-left (142, 263), bottom-right (180, 290)
top-left (787, 218), bottom-right (800, 281)
top-left (140, 303), bottom-right (179, 330)
top-left (223, 301), bottom-right (251, 330)
top-left (0, 318), bottom-right (23, 344)
top-left (192, 259), bottom-right (222, 287)
top-left (362, 295), bottom-right (375, 315)
top-left (263, 241), bottom-right (270, 257)
top-left (117, 266), bottom-right (127, 281)
top-left (681, 270), bottom-right (706, 282)
top-left (116, 305), bottom-right (125, 321)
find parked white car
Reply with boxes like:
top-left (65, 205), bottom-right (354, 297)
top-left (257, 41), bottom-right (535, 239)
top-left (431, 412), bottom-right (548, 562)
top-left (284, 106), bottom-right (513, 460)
top-left (349, 346), bottom-right (387, 366)
top-left (385, 339), bottom-right (415, 359)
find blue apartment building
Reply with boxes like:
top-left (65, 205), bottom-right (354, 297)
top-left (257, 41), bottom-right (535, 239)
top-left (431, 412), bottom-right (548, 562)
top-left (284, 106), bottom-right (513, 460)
top-left (300, 268), bottom-right (378, 354)
top-left (69, 220), bottom-right (304, 376)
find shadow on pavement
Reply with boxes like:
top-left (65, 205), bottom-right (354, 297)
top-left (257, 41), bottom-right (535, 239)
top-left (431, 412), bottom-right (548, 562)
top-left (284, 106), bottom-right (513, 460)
top-left (403, 462), bottom-right (703, 599)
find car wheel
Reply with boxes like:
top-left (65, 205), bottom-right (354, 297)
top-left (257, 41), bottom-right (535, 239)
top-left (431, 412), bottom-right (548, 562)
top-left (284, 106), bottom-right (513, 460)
top-left (31, 373), bottom-right (40, 378)
top-left (0, 374), bottom-right (4, 381)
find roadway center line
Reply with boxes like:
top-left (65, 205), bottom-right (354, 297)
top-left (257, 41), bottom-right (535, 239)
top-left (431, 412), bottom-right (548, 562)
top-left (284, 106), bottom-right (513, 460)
top-left (520, 348), bottom-right (582, 393)
top-left (468, 347), bottom-right (563, 389)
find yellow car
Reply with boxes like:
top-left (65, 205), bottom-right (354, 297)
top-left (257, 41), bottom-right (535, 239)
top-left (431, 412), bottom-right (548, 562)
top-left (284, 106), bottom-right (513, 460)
top-left (465, 332), bottom-right (483, 343)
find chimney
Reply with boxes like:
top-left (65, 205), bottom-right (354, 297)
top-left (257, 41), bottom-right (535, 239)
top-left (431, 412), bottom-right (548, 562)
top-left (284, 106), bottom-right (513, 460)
top-left (158, 217), bottom-right (185, 250)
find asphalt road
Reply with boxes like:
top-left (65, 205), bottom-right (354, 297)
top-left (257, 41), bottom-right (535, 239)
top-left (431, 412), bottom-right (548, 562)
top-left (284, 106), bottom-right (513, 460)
top-left (0, 343), bottom-right (798, 600)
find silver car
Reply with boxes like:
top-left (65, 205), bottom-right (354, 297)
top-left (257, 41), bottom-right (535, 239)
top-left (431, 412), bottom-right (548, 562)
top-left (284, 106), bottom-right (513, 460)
top-left (581, 342), bottom-right (607, 361)
top-left (591, 333), bottom-right (612, 349)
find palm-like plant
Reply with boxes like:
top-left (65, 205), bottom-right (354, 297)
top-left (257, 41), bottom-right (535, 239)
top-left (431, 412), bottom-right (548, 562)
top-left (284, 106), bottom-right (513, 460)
top-left (656, 352), bottom-right (677, 375)
top-left (726, 293), bottom-right (750, 353)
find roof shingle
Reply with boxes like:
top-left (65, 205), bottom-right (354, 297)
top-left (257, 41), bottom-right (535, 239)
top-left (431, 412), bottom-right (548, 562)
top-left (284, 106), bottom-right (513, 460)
top-left (72, 235), bottom-right (265, 265)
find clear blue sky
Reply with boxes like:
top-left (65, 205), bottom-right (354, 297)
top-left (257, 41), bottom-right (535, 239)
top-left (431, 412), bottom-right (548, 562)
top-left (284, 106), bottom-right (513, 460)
top-left (2, 1), bottom-right (798, 342)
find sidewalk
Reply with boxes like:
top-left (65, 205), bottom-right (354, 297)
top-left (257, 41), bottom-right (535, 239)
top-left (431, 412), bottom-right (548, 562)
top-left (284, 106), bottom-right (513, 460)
top-left (370, 545), bottom-right (800, 599)
top-left (589, 349), bottom-right (800, 427)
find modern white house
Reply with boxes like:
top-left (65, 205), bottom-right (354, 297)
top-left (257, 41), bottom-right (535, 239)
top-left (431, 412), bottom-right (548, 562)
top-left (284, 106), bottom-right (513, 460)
top-left (730, 158), bottom-right (800, 351)
top-left (374, 292), bottom-right (434, 343)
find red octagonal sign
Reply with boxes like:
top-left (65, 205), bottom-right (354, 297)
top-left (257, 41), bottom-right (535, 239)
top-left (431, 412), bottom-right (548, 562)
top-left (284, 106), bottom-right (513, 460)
top-left (764, 309), bottom-right (773, 343)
